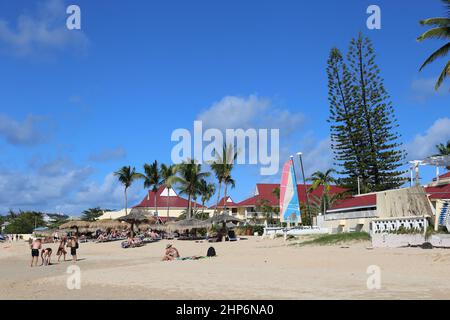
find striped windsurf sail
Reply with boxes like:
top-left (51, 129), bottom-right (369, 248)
top-left (280, 159), bottom-right (301, 223)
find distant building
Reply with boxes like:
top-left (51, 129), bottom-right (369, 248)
top-left (133, 186), bottom-right (209, 218)
top-left (233, 183), bottom-right (346, 223)
top-left (317, 185), bottom-right (440, 233)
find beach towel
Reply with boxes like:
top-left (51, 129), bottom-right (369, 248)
top-left (176, 256), bottom-right (206, 261)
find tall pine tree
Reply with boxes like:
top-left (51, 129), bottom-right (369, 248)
top-left (327, 48), bottom-right (368, 192)
top-left (327, 33), bottom-right (406, 193)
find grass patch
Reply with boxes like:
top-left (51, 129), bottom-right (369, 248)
top-left (296, 232), bottom-right (370, 247)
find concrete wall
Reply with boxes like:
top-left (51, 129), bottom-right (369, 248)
top-left (316, 215), bottom-right (373, 233)
top-left (376, 186), bottom-right (432, 218)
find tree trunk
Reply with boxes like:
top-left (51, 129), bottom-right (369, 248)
top-left (154, 191), bottom-right (158, 215)
top-left (215, 181), bottom-right (222, 216)
top-left (125, 187), bottom-right (128, 216)
top-left (130, 222), bottom-right (134, 238)
top-left (167, 187), bottom-right (170, 218)
top-left (187, 193), bottom-right (192, 219)
top-left (223, 183), bottom-right (228, 213)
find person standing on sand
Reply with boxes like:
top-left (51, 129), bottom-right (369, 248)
top-left (30, 238), bottom-right (42, 267)
top-left (56, 237), bottom-right (67, 262)
top-left (68, 236), bottom-right (79, 263)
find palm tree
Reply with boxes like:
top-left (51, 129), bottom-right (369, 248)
top-left (171, 159), bottom-right (210, 219)
top-left (417, 0), bottom-right (450, 90)
top-left (160, 163), bottom-right (177, 218)
top-left (114, 166), bottom-right (143, 215)
top-left (198, 179), bottom-right (216, 214)
top-left (143, 161), bottom-right (163, 215)
top-left (256, 199), bottom-right (275, 225)
top-left (307, 169), bottom-right (337, 214)
top-left (210, 160), bottom-right (224, 215)
top-left (81, 207), bottom-right (103, 222)
top-left (435, 140), bottom-right (450, 169)
top-left (211, 144), bottom-right (238, 214)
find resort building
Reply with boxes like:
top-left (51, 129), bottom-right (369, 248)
top-left (210, 196), bottom-right (239, 215)
top-left (132, 186), bottom-right (211, 218)
top-left (316, 177), bottom-right (450, 233)
top-left (233, 183), bottom-right (346, 223)
top-left (424, 172), bottom-right (450, 230)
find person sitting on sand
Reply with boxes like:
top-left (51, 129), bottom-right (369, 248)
top-left (40, 248), bottom-right (52, 266)
top-left (56, 237), bottom-right (67, 262)
top-left (162, 244), bottom-right (180, 261)
top-left (30, 238), bottom-right (42, 267)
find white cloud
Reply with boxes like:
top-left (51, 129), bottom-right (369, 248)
top-left (197, 95), bottom-right (304, 136)
top-left (0, 0), bottom-right (88, 57)
top-left (89, 147), bottom-right (127, 162)
top-left (411, 78), bottom-right (448, 103)
top-left (407, 118), bottom-right (450, 160)
top-left (0, 113), bottom-right (50, 146)
top-left (0, 157), bottom-right (144, 215)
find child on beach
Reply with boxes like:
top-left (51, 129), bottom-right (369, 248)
top-left (30, 238), bottom-right (42, 267)
top-left (40, 248), bottom-right (53, 266)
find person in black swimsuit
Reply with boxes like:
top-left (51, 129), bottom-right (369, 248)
top-left (68, 237), bottom-right (79, 263)
top-left (30, 238), bottom-right (42, 267)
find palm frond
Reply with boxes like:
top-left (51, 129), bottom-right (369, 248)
top-left (417, 27), bottom-right (450, 42)
top-left (419, 42), bottom-right (450, 71)
top-left (435, 59), bottom-right (450, 89)
top-left (419, 18), bottom-right (450, 27)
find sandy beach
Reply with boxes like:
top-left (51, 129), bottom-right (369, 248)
top-left (1, 236), bottom-right (450, 300)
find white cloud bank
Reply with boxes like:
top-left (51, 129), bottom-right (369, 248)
top-left (0, 0), bottom-right (88, 57)
top-left (197, 95), bottom-right (305, 137)
top-left (406, 118), bottom-right (450, 160)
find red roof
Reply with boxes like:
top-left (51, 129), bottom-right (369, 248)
top-left (235, 183), bottom-right (347, 207)
top-left (134, 186), bottom-right (204, 209)
top-left (437, 172), bottom-right (450, 180)
top-left (329, 194), bottom-right (377, 211)
top-left (209, 196), bottom-right (238, 209)
top-left (425, 184), bottom-right (450, 200)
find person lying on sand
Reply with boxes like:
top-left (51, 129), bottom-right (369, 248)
top-left (30, 238), bottom-right (42, 267)
top-left (40, 248), bottom-right (52, 266)
top-left (162, 244), bottom-right (180, 261)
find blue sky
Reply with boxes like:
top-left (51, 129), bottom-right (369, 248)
top-left (0, 0), bottom-right (448, 215)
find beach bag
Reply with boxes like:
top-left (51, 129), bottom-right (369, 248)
top-left (207, 246), bottom-right (216, 257)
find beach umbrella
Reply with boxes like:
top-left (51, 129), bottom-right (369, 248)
top-left (89, 219), bottom-right (128, 231)
top-left (117, 209), bottom-right (155, 237)
top-left (226, 222), bottom-right (237, 229)
top-left (207, 213), bottom-right (242, 224)
top-left (174, 218), bottom-right (210, 231)
top-left (59, 220), bottom-right (91, 236)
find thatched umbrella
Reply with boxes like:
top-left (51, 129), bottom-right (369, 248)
top-left (117, 209), bottom-right (155, 237)
top-left (207, 214), bottom-right (242, 235)
top-left (166, 218), bottom-right (210, 232)
top-left (89, 219), bottom-right (128, 231)
top-left (59, 220), bottom-right (91, 236)
top-left (207, 214), bottom-right (242, 224)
